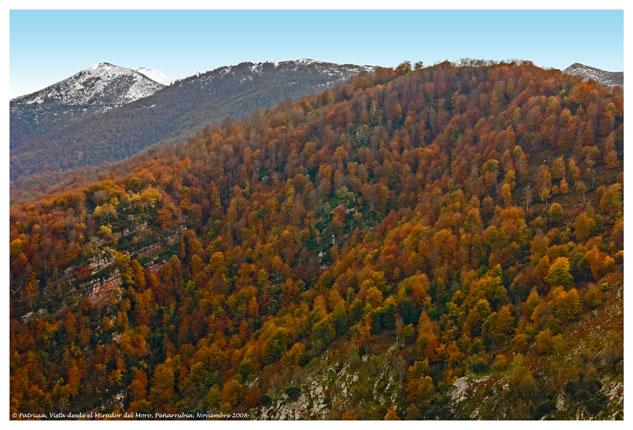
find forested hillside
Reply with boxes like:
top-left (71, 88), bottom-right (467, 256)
top-left (10, 61), bottom-right (623, 419)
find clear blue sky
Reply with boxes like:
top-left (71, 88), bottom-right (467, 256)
top-left (10, 10), bottom-right (623, 98)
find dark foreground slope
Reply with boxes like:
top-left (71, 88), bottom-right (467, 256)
top-left (10, 62), bottom-right (623, 419)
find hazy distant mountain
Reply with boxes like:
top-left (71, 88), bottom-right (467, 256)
top-left (563, 63), bottom-right (623, 87)
top-left (136, 67), bottom-right (176, 85)
top-left (10, 62), bottom-right (166, 150)
top-left (11, 59), bottom-right (374, 181)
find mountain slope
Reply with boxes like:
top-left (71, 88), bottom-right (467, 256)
top-left (10, 62), bottom-right (623, 419)
top-left (10, 59), bottom-right (374, 181)
top-left (10, 62), bottom-right (166, 152)
top-left (563, 63), bottom-right (623, 87)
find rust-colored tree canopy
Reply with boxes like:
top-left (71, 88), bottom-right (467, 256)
top-left (10, 61), bottom-right (623, 419)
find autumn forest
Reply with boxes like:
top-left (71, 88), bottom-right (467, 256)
top-left (10, 61), bottom-right (623, 419)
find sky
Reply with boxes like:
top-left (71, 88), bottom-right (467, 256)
top-left (10, 9), bottom-right (624, 98)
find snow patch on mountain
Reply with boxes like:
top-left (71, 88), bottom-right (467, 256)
top-left (180, 59), bottom-right (375, 88)
top-left (563, 63), bottom-right (623, 87)
top-left (136, 67), bottom-right (175, 86)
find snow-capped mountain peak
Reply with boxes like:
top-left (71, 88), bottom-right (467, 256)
top-left (12, 62), bottom-right (166, 107)
top-left (10, 62), bottom-right (168, 150)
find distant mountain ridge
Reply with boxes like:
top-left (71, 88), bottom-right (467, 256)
top-left (563, 63), bottom-right (623, 87)
top-left (11, 59), bottom-right (374, 182)
top-left (10, 62), bottom-right (166, 151)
